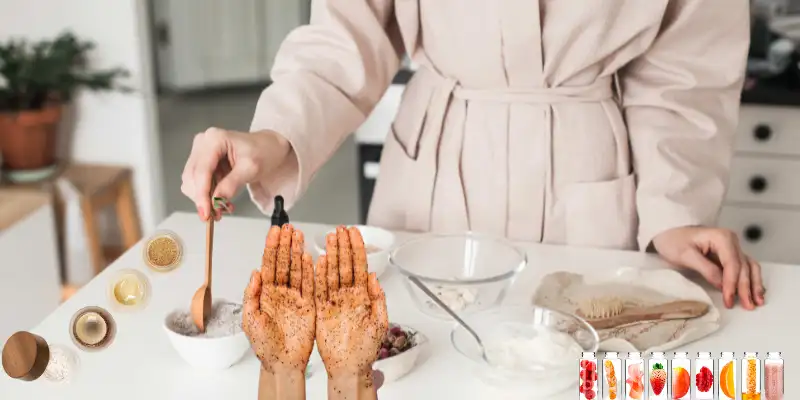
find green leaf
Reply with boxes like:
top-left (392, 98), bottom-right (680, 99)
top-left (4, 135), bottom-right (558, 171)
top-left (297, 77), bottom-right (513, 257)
top-left (0, 31), bottom-right (130, 112)
top-left (653, 363), bottom-right (664, 370)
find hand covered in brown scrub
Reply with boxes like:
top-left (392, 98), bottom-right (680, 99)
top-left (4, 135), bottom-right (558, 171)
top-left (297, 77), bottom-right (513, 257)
top-left (315, 226), bottom-right (389, 399)
top-left (243, 224), bottom-right (315, 399)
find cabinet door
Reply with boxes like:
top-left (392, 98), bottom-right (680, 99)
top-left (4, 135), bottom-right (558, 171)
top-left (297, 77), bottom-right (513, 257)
top-left (259, 0), bottom-right (309, 79)
top-left (156, 0), bottom-right (262, 90)
top-left (205, 0), bottom-right (262, 85)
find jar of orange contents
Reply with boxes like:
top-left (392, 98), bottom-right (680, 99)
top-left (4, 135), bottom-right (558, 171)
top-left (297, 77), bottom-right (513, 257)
top-left (742, 352), bottom-right (762, 400)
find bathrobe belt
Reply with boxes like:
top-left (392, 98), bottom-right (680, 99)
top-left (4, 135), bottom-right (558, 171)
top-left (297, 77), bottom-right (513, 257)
top-left (406, 66), bottom-right (615, 234)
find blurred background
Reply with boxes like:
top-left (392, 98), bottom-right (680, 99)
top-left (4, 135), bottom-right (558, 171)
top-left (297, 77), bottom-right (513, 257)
top-left (0, 0), bottom-right (799, 343)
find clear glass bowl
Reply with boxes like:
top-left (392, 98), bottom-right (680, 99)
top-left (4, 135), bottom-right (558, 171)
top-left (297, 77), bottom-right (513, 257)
top-left (389, 232), bottom-right (526, 319)
top-left (451, 306), bottom-right (599, 398)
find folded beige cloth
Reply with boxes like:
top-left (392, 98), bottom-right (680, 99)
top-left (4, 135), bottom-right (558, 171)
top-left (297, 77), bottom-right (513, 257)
top-left (532, 268), bottom-right (720, 353)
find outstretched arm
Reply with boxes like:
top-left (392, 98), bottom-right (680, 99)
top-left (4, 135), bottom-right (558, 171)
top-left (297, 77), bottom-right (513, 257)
top-left (247, 0), bottom-right (403, 214)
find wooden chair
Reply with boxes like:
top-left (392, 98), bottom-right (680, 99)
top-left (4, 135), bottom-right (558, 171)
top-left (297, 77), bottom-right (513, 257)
top-left (60, 164), bottom-right (142, 276)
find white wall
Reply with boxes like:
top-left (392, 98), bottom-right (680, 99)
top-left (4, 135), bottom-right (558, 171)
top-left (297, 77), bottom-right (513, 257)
top-left (0, 1), bottom-right (165, 239)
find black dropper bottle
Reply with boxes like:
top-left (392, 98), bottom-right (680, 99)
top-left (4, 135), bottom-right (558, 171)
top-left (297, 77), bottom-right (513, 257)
top-left (270, 195), bottom-right (289, 226)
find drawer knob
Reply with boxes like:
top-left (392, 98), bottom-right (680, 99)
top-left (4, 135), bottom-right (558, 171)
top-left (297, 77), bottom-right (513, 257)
top-left (753, 124), bottom-right (772, 141)
top-left (749, 175), bottom-right (768, 193)
top-left (744, 225), bottom-right (763, 242)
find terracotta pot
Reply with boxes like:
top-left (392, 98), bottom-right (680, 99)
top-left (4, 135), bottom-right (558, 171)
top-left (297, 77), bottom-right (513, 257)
top-left (0, 104), bottom-right (63, 171)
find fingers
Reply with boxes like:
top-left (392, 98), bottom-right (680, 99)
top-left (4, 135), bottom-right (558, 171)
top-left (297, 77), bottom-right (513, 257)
top-left (213, 162), bottom-right (251, 201)
top-left (368, 272), bottom-right (388, 328)
top-left (244, 269), bottom-right (262, 304)
top-left (289, 230), bottom-right (305, 291)
top-left (712, 232), bottom-right (743, 308)
top-left (243, 270), bottom-right (262, 317)
top-left (301, 253), bottom-right (314, 300)
top-left (192, 131), bottom-right (227, 221)
top-left (748, 256), bottom-right (766, 306)
top-left (276, 224), bottom-right (293, 287)
top-left (372, 370), bottom-right (384, 390)
top-left (315, 255), bottom-right (329, 304)
top-left (682, 249), bottom-right (723, 290)
top-left (261, 226), bottom-right (281, 286)
top-left (737, 254), bottom-right (755, 310)
top-left (326, 233), bottom-right (340, 292)
top-left (337, 226), bottom-right (354, 287)
top-left (349, 227), bottom-right (369, 287)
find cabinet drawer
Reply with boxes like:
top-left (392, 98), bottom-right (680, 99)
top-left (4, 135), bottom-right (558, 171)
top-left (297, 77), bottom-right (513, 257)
top-left (718, 206), bottom-right (800, 265)
top-left (726, 156), bottom-right (800, 207)
top-left (736, 106), bottom-right (800, 156)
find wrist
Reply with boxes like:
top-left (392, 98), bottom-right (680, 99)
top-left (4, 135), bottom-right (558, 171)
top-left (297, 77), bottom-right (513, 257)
top-left (327, 370), bottom-right (377, 400)
top-left (259, 366), bottom-right (306, 400)
top-left (253, 129), bottom-right (291, 161)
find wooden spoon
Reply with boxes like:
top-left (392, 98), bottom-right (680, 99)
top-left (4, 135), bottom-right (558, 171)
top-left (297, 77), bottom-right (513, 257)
top-left (191, 218), bottom-right (214, 333)
top-left (582, 300), bottom-right (710, 330)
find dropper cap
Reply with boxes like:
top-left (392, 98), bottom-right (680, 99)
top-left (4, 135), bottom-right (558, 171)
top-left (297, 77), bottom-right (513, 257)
top-left (270, 196), bottom-right (289, 226)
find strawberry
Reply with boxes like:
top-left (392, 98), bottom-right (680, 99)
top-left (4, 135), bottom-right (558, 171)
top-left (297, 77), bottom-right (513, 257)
top-left (650, 363), bottom-right (666, 395)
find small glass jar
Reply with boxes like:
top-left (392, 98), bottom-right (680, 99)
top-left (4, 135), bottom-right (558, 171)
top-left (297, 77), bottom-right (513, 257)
top-left (579, 351), bottom-right (598, 400)
top-left (625, 352), bottom-right (645, 398)
top-left (143, 230), bottom-right (183, 272)
top-left (718, 352), bottom-right (737, 400)
top-left (694, 352), bottom-right (714, 399)
top-left (42, 344), bottom-right (80, 383)
top-left (107, 269), bottom-right (151, 312)
top-left (602, 352), bottom-right (622, 400)
top-left (648, 351), bottom-right (669, 399)
top-left (764, 352), bottom-right (783, 400)
top-left (742, 352), bottom-right (762, 400)
top-left (671, 352), bottom-right (690, 400)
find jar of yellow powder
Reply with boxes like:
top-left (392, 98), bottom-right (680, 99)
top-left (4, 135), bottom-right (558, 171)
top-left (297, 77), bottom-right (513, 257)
top-left (143, 230), bottom-right (183, 272)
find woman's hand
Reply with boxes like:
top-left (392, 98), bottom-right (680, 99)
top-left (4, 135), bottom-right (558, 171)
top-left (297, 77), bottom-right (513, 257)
top-left (315, 226), bottom-right (389, 399)
top-left (244, 224), bottom-right (315, 399)
top-left (652, 226), bottom-right (765, 310)
top-left (181, 128), bottom-right (291, 221)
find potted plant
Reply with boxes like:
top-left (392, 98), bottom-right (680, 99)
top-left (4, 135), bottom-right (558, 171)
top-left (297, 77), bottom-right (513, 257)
top-left (0, 32), bottom-right (129, 182)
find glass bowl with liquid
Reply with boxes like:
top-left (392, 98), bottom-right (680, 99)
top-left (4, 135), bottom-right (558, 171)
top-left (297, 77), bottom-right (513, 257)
top-left (107, 269), bottom-right (151, 311)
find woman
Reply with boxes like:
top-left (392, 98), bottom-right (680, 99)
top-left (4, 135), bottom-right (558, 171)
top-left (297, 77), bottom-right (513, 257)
top-left (182, 0), bottom-right (765, 309)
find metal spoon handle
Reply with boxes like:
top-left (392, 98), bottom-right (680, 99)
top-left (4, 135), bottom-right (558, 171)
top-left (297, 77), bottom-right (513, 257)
top-left (407, 276), bottom-right (483, 348)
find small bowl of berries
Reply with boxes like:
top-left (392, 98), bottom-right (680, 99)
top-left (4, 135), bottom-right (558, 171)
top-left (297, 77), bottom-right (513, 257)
top-left (373, 323), bottom-right (427, 384)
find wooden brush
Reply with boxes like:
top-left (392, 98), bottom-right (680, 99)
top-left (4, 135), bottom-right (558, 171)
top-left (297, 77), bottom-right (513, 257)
top-left (577, 299), bottom-right (710, 330)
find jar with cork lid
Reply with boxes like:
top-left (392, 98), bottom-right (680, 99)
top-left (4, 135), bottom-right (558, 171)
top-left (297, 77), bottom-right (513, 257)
top-left (2, 331), bottom-right (79, 383)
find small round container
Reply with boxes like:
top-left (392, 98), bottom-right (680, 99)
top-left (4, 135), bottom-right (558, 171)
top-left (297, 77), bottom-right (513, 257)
top-left (2, 332), bottom-right (80, 383)
top-left (143, 230), bottom-right (183, 272)
top-left (390, 232), bottom-right (526, 319)
top-left (451, 305), bottom-right (599, 398)
top-left (69, 306), bottom-right (116, 352)
top-left (107, 269), bottom-right (151, 311)
top-left (314, 225), bottom-right (395, 278)
top-left (373, 324), bottom-right (428, 384)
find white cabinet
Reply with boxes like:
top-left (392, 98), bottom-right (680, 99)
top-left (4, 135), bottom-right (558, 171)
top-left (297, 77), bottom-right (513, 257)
top-left (719, 105), bottom-right (800, 264)
top-left (153, 0), bottom-right (309, 91)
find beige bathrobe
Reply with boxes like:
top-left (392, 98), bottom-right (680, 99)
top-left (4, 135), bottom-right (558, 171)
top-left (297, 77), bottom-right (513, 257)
top-left (248, 0), bottom-right (749, 251)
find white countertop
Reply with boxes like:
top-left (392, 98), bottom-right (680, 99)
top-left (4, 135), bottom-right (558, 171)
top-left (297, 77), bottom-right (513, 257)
top-left (1, 212), bottom-right (795, 399)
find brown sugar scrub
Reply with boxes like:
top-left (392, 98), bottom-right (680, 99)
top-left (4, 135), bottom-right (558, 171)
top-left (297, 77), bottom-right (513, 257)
top-left (166, 301), bottom-right (243, 338)
top-left (143, 230), bottom-right (183, 272)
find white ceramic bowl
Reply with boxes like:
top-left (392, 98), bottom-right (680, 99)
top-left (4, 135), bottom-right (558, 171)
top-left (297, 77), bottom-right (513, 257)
top-left (314, 225), bottom-right (395, 278)
top-left (163, 309), bottom-right (251, 370)
top-left (373, 325), bottom-right (427, 384)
